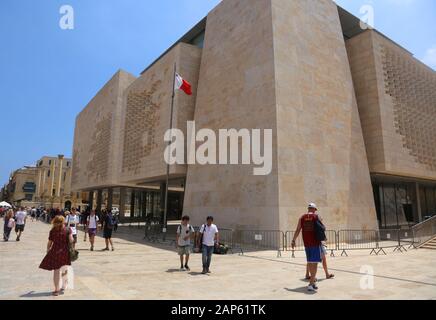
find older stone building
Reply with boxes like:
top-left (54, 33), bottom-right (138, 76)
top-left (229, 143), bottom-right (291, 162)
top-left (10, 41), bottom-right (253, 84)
top-left (5, 155), bottom-right (86, 209)
top-left (6, 166), bottom-right (38, 207)
top-left (71, 0), bottom-right (436, 230)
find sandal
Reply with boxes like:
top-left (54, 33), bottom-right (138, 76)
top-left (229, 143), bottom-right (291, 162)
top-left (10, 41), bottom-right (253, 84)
top-left (326, 274), bottom-right (335, 279)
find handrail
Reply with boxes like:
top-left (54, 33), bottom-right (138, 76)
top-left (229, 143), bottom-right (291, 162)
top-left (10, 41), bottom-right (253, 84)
top-left (411, 215), bottom-right (436, 230)
top-left (411, 215), bottom-right (436, 247)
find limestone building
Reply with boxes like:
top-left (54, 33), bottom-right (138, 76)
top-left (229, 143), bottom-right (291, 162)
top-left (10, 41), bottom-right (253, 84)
top-left (6, 166), bottom-right (38, 207)
top-left (71, 0), bottom-right (436, 231)
top-left (5, 155), bottom-right (86, 209)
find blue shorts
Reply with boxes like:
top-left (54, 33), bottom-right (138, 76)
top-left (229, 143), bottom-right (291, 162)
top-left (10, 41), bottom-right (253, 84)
top-left (305, 246), bottom-right (322, 263)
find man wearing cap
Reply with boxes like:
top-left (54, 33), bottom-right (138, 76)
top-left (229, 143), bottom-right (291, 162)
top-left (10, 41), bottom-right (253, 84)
top-left (291, 203), bottom-right (323, 292)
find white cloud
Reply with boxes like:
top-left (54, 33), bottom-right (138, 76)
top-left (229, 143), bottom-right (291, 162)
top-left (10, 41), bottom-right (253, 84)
top-left (421, 45), bottom-right (436, 70)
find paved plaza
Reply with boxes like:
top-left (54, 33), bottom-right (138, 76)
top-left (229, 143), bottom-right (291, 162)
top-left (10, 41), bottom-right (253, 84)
top-left (0, 221), bottom-right (435, 300)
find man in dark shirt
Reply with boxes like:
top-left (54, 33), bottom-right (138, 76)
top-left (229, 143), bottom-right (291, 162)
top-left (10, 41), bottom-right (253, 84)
top-left (291, 203), bottom-right (322, 292)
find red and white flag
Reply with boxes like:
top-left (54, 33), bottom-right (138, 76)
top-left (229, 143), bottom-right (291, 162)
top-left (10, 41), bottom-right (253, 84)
top-left (175, 73), bottom-right (192, 95)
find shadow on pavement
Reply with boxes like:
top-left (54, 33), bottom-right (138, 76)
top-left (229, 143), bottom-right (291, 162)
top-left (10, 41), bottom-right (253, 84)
top-left (284, 287), bottom-right (317, 295)
top-left (20, 291), bottom-right (54, 298)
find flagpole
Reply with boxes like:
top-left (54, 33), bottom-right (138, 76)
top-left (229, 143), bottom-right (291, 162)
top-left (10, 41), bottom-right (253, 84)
top-left (163, 62), bottom-right (177, 239)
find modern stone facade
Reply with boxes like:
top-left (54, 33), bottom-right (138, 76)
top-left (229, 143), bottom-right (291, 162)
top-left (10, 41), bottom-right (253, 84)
top-left (71, 0), bottom-right (436, 230)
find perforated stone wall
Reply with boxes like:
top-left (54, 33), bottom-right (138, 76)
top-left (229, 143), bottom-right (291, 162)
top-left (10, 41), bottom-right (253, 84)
top-left (87, 114), bottom-right (112, 181)
top-left (381, 45), bottom-right (436, 171)
top-left (121, 81), bottom-right (162, 175)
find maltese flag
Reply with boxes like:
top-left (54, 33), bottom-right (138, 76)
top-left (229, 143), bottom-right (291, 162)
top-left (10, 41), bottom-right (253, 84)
top-left (175, 73), bottom-right (192, 95)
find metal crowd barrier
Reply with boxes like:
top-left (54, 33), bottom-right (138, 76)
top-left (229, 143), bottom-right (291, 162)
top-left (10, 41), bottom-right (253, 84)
top-left (378, 229), bottom-right (409, 253)
top-left (231, 230), bottom-right (285, 257)
top-left (284, 230), bottom-right (337, 258)
top-left (337, 230), bottom-right (379, 256)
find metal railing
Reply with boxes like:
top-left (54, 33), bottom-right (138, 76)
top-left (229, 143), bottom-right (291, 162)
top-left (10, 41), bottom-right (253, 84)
top-left (231, 230), bottom-right (285, 257)
top-left (377, 229), bottom-right (408, 253)
top-left (284, 230), bottom-right (337, 258)
top-left (337, 230), bottom-right (380, 256)
top-left (411, 216), bottom-right (436, 247)
top-left (138, 222), bottom-right (436, 256)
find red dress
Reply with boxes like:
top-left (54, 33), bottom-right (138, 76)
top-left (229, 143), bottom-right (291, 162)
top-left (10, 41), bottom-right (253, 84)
top-left (39, 227), bottom-right (71, 271)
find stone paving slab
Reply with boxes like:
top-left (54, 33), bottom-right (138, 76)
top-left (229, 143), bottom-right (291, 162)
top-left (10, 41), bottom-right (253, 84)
top-left (0, 221), bottom-right (435, 300)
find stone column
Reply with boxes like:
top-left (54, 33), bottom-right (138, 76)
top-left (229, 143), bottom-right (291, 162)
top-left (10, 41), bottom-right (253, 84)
top-left (415, 182), bottom-right (423, 222)
top-left (50, 160), bottom-right (56, 198)
top-left (57, 155), bottom-right (64, 198)
top-left (36, 168), bottom-right (42, 200)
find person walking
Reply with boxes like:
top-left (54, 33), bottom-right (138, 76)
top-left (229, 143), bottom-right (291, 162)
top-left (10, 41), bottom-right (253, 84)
top-left (3, 209), bottom-right (15, 241)
top-left (304, 209), bottom-right (334, 281)
top-left (176, 215), bottom-right (195, 271)
top-left (81, 209), bottom-right (89, 242)
top-left (292, 203), bottom-right (324, 292)
top-left (86, 210), bottom-right (99, 251)
top-left (65, 209), bottom-right (80, 250)
top-left (39, 215), bottom-right (73, 296)
top-left (14, 207), bottom-right (27, 241)
top-left (198, 216), bottom-right (219, 275)
top-left (102, 209), bottom-right (115, 251)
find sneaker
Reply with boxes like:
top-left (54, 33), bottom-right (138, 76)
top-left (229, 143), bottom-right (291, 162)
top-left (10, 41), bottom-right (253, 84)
top-left (111, 247), bottom-right (115, 252)
top-left (180, 266), bottom-right (185, 271)
top-left (307, 284), bottom-right (318, 292)
top-left (16, 237), bottom-right (20, 242)
top-left (90, 246), bottom-right (94, 251)
top-left (201, 268), bottom-right (207, 274)
top-left (103, 248), bottom-right (109, 251)
top-left (185, 265), bottom-right (190, 271)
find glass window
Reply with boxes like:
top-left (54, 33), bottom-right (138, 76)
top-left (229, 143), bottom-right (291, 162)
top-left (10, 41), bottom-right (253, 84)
top-left (426, 187), bottom-right (435, 216)
top-left (47, 170), bottom-right (51, 177)
top-left (101, 189), bottom-right (109, 211)
top-left (420, 187), bottom-right (428, 217)
top-left (124, 189), bottom-right (132, 218)
top-left (112, 188), bottom-right (121, 213)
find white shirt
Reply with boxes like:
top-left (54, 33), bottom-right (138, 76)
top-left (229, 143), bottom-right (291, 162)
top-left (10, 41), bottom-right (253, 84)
top-left (177, 224), bottom-right (195, 246)
top-left (87, 215), bottom-right (99, 229)
top-left (15, 211), bottom-right (27, 225)
top-left (200, 224), bottom-right (219, 246)
top-left (66, 214), bottom-right (80, 235)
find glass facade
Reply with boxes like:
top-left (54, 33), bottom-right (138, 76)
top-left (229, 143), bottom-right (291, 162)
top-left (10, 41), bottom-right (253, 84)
top-left (87, 185), bottom-right (184, 224)
top-left (373, 180), bottom-right (436, 229)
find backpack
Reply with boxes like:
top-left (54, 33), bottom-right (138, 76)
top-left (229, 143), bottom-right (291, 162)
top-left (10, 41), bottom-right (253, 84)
top-left (106, 214), bottom-right (115, 228)
top-left (314, 218), bottom-right (327, 242)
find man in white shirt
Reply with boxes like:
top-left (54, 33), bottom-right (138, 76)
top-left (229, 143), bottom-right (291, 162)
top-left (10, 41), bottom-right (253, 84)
top-left (198, 216), bottom-right (219, 274)
top-left (65, 208), bottom-right (80, 249)
top-left (86, 210), bottom-right (100, 251)
top-left (176, 216), bottom-right (195, 271)
top-left (14, 207), bottom-right (27, 241)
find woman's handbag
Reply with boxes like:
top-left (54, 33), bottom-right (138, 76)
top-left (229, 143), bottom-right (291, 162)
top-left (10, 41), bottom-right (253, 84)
top-left (66, 228), bottom-right (79, 262)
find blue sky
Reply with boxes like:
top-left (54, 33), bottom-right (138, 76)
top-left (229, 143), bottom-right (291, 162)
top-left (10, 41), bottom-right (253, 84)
top-left (0, 0), bottom-right (435, 185)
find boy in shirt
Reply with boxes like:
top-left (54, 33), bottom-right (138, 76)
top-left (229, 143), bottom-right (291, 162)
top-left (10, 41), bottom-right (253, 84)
top-left (176, 216), bottom-right (195, 271)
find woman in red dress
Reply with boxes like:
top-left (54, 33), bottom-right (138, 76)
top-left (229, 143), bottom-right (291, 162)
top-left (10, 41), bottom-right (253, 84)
top-left (39, 215), bottom-right (73, 296)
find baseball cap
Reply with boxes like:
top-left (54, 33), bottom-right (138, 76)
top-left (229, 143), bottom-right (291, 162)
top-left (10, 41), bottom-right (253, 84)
top-left (308, 203), bottom-right (318, 210)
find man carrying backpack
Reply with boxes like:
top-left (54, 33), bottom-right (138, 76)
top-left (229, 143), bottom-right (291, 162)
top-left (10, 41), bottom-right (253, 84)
top-left (291, 203), bottom-right (324, 292)
top-left (198, 216), bottom-right (219, 275)
top-left (176, 216), bottom-right (195, 271)
top-left (102, 209), bottom-right (115, 251)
